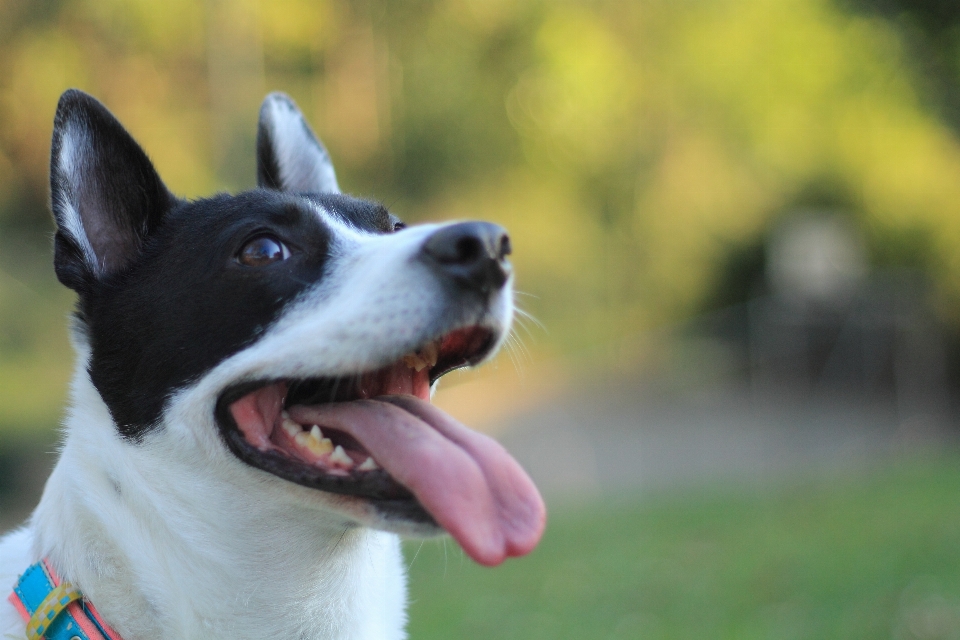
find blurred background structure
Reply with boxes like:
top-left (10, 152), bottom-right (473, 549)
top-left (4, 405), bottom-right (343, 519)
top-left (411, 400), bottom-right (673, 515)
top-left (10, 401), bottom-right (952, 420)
top-left (4, 0), bottom-right (960, 637)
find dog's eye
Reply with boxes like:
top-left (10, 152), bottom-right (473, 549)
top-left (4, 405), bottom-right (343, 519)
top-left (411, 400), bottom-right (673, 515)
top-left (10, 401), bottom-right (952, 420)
top-left (238, 235), bottom-right (291, 267)
top-left (393, 221), bottom-right (406, 232)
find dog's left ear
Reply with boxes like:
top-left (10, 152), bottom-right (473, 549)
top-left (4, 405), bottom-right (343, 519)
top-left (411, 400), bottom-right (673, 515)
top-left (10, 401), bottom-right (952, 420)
top-left (50, 89), bottom-right (176, 292)
top-left (257, 92), bottom-right (340, 194)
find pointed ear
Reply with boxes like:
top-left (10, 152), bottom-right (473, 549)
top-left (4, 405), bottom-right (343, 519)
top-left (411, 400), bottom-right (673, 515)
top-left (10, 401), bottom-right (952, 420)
top-left (257, 92), bottom-right (340, 194)
top-left (50, 89), bottom-right (176, 292)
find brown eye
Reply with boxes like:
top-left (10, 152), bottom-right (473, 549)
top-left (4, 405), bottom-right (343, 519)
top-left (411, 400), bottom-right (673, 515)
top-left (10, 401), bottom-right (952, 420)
top-left (238, 235), bottom-right (290, 267)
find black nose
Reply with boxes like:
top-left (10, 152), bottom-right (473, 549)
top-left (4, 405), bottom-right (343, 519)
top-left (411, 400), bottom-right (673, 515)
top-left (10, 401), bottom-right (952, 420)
top-left (421, 222), bottom-right (512, 294)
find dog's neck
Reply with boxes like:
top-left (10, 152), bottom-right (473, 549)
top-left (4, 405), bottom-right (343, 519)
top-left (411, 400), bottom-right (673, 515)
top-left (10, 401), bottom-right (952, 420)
top-left (29, 369), bottom-right (408, 640)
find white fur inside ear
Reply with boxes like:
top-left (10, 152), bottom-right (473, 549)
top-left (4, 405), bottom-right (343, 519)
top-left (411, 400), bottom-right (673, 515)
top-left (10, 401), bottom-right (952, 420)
top-left (264, 94), bottom-right (340, 194)
top-left (55, 126), bottom-right (100, 272)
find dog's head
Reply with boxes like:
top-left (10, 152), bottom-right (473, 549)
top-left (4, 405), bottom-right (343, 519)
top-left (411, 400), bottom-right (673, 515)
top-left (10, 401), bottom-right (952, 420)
top-left (48, 89), bottom-right (544, 566)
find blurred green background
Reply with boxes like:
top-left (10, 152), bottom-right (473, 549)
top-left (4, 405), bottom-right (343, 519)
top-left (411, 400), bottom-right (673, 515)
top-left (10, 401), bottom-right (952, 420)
top-left (4, 0), bottom-right (960, 637)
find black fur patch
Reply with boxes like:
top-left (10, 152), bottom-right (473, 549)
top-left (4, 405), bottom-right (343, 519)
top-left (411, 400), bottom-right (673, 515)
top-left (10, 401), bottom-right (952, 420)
top-left (80, 190), bottom-right (394, 440)
top-left (302, 193), bottom-right (396, 234)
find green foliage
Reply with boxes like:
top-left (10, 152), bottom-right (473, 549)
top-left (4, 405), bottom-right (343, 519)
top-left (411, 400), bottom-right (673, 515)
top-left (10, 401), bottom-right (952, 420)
top-left (0, 233), bottom-right (72, 431)
top-left (406, 456), bottom-right (960, 638)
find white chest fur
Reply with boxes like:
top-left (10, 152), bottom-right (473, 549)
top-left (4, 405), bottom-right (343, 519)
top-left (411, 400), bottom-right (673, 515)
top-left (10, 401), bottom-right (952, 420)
top-left (0, 373), bottom-right (409, 640)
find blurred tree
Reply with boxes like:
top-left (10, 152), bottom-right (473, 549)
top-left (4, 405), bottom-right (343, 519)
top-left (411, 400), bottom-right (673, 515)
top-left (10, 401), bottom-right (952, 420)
top-left (842, 0), bottom-right (960, 135)
top-left (5, 0), bottom-right (960, 428)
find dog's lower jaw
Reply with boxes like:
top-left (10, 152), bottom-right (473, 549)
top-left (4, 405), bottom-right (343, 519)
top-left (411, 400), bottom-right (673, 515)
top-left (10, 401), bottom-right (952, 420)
top-left (19, 371), bottom-right (410, 640)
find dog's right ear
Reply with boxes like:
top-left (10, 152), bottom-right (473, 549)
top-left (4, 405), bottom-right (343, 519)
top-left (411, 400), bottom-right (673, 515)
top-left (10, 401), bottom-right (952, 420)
top-left (50, 89), bottom-right (176, 292)
top-left (256, 92), bottom-right (340, 194)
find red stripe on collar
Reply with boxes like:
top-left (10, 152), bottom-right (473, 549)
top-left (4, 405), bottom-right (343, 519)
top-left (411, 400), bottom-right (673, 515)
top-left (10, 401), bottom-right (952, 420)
top-left (8, 557), bottom-right (123, 640)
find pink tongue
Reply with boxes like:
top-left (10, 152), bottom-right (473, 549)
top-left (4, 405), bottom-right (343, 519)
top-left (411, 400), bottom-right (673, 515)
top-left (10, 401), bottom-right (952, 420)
top-left (289, 397), bottom-right (546, 566)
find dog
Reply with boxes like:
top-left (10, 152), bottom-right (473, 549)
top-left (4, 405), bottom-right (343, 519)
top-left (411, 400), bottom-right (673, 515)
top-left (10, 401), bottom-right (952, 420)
top-left (0, 89), bottom-right (545, 640)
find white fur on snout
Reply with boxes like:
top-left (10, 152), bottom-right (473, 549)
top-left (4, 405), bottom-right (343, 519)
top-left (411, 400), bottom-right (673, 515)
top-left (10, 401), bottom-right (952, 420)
top-left (171, 215), bottom-right (512, 450)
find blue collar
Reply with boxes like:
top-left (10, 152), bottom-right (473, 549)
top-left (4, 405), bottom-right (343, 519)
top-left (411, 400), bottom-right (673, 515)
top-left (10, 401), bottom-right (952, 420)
top-left (8, 559), bottom-right (121, 640)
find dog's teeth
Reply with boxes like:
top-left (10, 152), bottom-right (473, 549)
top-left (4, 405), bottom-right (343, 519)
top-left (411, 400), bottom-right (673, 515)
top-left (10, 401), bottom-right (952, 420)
top-left (282, 418), bottom-right (301, 437)
top-left (421, 341), bottom-right (439, 368)
top-left (401, 340), bottom-right (441, 372)
top-left (402, 353), bottom-right (428, 372)
top-left (330, 445), bottom-right (354, 468)
top-left (357, 457), bottom-right (379, 471)
top-left (306, 437), bottom-right (333, 456)
top-left (294, 431), bottom-right (310, 447)
top-left (281, 410), bottom-right (290, 420)
top-left (304, 425), bottom-right (333, 455)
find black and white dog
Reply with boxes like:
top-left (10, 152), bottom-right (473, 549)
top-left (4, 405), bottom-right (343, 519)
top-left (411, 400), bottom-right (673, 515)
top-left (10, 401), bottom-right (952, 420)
top-left (0, 90), bottom-right (545, 640)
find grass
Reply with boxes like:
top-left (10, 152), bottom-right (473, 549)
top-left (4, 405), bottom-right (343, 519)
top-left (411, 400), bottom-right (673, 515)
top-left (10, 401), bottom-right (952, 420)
top-left (404, 455), bottom-right (960, 639)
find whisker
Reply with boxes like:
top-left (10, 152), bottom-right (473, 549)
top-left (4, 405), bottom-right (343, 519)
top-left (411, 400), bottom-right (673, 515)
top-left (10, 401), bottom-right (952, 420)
top-left (506, 330), bottom-right (533, 371)
top-left (327, 527), bottom-right (348, 559)
top-left (503, 336), bottom-right (524, 377)
top-left (328, 375), bottom-right (343, 403)
top-left (505, 328), bottom-right (536, 376)
top-left (514, 306), bottom-right (545, 332)
top-left (283, 273), bottom-right (316, 288)
top-left (443, 538), bottom-right (448, 579)
top-left (408, 540), bottom-right (426, 570)
top-left (511, 315), bottom-right (537, 340)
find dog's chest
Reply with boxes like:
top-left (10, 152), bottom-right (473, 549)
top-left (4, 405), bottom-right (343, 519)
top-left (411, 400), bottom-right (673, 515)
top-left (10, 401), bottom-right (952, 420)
top-left (0, 519), bottom-right (408, 640)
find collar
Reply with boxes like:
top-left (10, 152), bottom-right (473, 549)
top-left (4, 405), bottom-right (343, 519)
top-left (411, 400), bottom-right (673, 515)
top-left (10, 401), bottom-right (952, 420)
top-left (8, 558), bottom-right (122, 640)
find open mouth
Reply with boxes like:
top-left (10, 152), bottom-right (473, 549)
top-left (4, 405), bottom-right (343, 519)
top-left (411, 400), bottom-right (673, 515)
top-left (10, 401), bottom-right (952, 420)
top-left (214, 325), bottom-right (545, 566)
